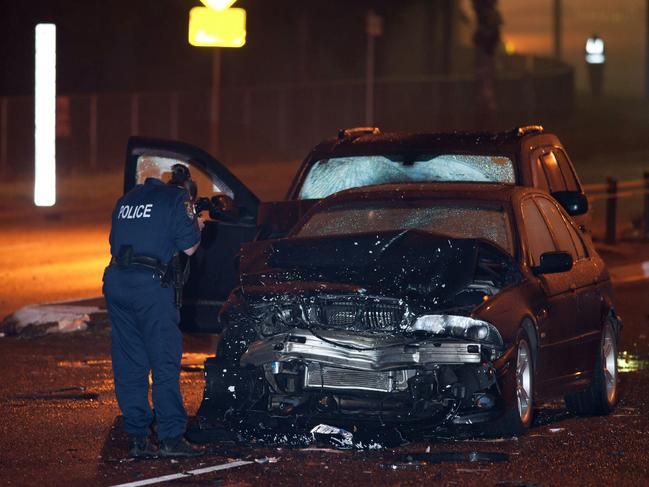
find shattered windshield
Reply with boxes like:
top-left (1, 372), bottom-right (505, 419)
top-left (298, 154), bottom-right (515, 199)
top-left (296, 201), bottom-right (513, 254)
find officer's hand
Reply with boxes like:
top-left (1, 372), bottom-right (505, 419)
top-left (197, 217), bottom-right (205, 232)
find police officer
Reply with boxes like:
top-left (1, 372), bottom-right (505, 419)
top-left (103, 164), bottom-right (204, 458)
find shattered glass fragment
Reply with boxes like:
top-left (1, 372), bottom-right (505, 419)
top-left (296, 203), bottom-right (513, 254)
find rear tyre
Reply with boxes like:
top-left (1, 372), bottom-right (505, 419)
top-left (564, 319), bottom-right (618, 415)
top-left (485, 331), bottom-right (534, 437)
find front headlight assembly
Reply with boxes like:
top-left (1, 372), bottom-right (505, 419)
top-left (409, 314), bottom-right (503, 348)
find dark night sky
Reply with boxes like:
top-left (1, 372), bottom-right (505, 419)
top-left (0, 0), bottom-right (213, 95)
top-left (0, 0), bottom-right (451, 97)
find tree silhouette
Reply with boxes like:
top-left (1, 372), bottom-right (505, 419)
top-left (471, 0), bottom-right (502, 128)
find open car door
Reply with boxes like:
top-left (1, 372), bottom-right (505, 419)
top-left (124, 137), bottom-right (259, 333)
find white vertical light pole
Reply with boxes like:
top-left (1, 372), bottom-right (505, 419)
top-left (34, 23), bottom-right (56, 207)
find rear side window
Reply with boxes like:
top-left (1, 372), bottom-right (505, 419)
top-left (553, 149), bottom-right (580, 192)
top-left (531, 157), bottom-right (551, 191)
top-left (540, 152), bottom-right (565, 192)
top-left (521, 199), bottom-right (556, 266)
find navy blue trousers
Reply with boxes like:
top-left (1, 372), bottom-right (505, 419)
top-left (103, 266), bottom-right (186, 440)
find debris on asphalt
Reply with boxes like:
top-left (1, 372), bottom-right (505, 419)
top-left (548, 428), bottom-right (565, 433)
top-left (300, 447), bottom-right (345, 454)
top-left (378, 462), bottom-right (424, 471)
top-left (254, 456), bottom-right (279, 464)
top-left (12, 385), bottom-right (99, 401)
top-left (308, 423), bottom-right (406, 450)
top-left (57, 359), bottom-right (111, 368)
top-left (495, 482), bottom-right (541, 487)
top-left (1, 303), bottom-right (102, 336)
top-left (400, 451), bottom-right (510, 463)
top-left (310, 424), bottom-right (354, 449)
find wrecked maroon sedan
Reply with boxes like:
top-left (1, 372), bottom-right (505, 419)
top-left (197, 183), bottom-right (619, 437)
top-left (124, 124), bottom-right (589, 335)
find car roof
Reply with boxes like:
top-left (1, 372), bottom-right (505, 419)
top-left (307, 129), bottom-right (533, 160)
top-left (313, 182), bottom-right (544, 207)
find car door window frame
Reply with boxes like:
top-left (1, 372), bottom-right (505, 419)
top-left (520, 196), bottom-right (558, 267)
top-left (125, 137), bottom-right (259, 220)
top-left (533, 195), bottom-right (579, 259)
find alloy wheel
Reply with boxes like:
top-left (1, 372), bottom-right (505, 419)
top-left (602, 323), bottom-right (617, 405)
top-left (516, 339), bottom-right (532, 424)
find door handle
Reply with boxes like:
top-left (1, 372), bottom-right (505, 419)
top-left (570, 283), bottom-right (577, 291)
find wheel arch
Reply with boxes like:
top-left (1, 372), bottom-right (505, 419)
top-left (520, 316), bottom-right (539, 369)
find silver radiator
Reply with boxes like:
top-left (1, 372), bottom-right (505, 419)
top-left (304, 364), bottom-right (412, 393)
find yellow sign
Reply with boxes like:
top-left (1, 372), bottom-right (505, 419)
top-left (189, 7), bottom-right (246, 48)
top-left (200, 0), bottom-right (237, 11)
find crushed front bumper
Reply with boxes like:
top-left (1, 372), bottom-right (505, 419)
top-left (240, 328), bottom-right (486, 371)
top-left (199, 328), bottom-right (506, 428)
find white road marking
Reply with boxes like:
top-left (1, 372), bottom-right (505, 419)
top-left (110, 460), bottom-right (254, 487)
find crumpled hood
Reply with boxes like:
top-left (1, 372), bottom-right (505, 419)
top-left (239, 229), bottom-right (505, 298)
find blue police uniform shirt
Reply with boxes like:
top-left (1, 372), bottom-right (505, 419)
top-left (109, 177), bottom-right (201, 264)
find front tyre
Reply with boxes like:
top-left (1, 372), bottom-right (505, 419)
top-left (564, 320), bottom-right (618, 415)
top-left (485, 331), bottom-right (534, 437)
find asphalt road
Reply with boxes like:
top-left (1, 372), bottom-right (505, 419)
top-left (0, 277), bottom-right (648, 487)
top-left (2, 166), bottom-right (649, 486)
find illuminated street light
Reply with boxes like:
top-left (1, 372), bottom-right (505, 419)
top-left (585, 34), bottom-right (605, 99)
top-left (585, 35), bottom-right (605, 65)
top-left (34, 23), bottom-right (56, 207)
top-left (189, 7), bottom-right (246, 47)
top-left (200, 0), bottom-right (237, 11)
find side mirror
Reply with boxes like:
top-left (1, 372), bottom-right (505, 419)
top-left (533, 251), bottom-right (573, 275)
top-left (551, 191), bottom-right (589, 216)
top-left (208, 194), bottom-right (241, 221)
top-left (212, 194), bottom-right (237, 214)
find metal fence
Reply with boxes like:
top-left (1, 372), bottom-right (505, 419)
top-left (585, 175), bottom-right (649, 243)
top-left (0, 54), bottom-right (573, 177)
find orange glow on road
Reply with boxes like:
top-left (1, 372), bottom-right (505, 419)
top-left (0, 223), bottom-right (110, 318)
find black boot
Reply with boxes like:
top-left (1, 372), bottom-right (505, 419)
top-left (159, 436), bottom-right (204, 458)
top-left (128, 435), bottom-right (158, 459)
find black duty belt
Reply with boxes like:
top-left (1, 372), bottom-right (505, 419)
top-left (109, 245), bottom-right (184, 307)
top-left (110, 254), bottom-right (168, 278)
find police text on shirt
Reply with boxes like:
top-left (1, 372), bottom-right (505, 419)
top-left (118, 204), bottom-right (153, 219)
